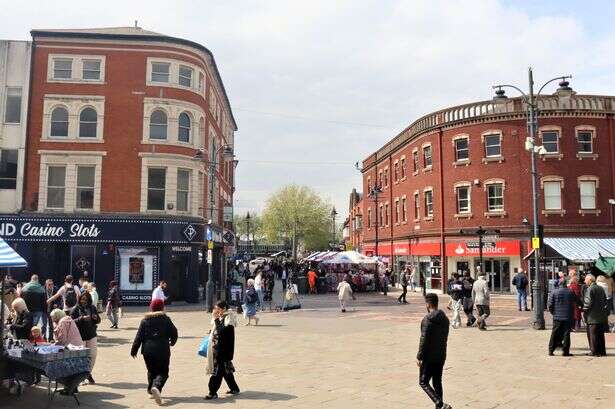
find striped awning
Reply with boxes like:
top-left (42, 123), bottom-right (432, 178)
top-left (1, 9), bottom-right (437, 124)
top-left (543, 237), bottom-right (615, 263)
top-left (0, 237), bottom-right (27, 267)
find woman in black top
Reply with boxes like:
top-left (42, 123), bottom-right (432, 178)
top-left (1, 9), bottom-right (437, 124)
top-left (131, 298), bottom-right (178, 406)
top-left (70, 292), bottom-right (100, 384)
top-left (9, 297), bottom-right (33, 339)
top-left (205, 300), bottom-right (240, 400)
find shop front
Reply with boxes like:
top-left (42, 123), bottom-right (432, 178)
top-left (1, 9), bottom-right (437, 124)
top-left (446, 240), bottom-right (521, 293)
top-left (0, 214), bottom-right (205, 305)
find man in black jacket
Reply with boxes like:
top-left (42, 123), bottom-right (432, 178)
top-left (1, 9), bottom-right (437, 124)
top-left (417, 293), bottom-right (452, 409)
top-left (547, 284), bottom-right (579, 356)
top-left (583, 274), bottom-right (609, 356)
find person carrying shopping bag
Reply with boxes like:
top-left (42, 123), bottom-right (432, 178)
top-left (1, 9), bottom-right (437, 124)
top-left (205, 301), bottom-right (240, 400)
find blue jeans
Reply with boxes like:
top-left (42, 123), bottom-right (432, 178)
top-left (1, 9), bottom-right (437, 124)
top-left (516, 288), bottom-right (528, 310)
top-left (256, 289), bottom-right (264, 310)
top-left (31, 311), bottom-right (49, 340)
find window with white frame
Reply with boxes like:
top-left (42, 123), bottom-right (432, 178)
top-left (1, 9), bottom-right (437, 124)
top-left (579, 180), bottom-right (596, 209)
top-left (379, 204), bottom-right (383, 226)
top-left (50, 107), bottom-right (69, 137)
top-left (400, 158), bottom-right (406, 178)
top-left (455, 138), bottom-right (469, 161)
top-left (151, 62), bottom-right (170, 83)
top-left (423, 145), bottom-right (432, 167)
top-left (543, 181), bottom-right (562, 210)
top-left (384, 169), bottom-right (388, 187)
top-left (53, 59), bottom-right (72, 79)
top-left (178, 112), bottom-right (191, 143)
top-left (179, 66), bottom-right (193, 87)
top-left (79, 108), bottom-right (97, 138)
top-left (385, 203), bottom-right (390, 226)
top-left (82, 60), bottom-right (101, 80)
top-left (541, 131), bottom-right (559, 153)
top-left (47, 166), bottom-right (66, 209)
top-left (456, 186), bottom-right (470, 214)
top-left (414, 192), bottom-right (419, 219)
top-left (199, 72), bottom-right (204, 92)
top-left (394, 162), bottom-right (399, 182)
top-left (4, 88), bottom-right (22, 124)
top-left (395, 199), bottom-right (400, 223)
top-left (413, 150), bottom-right (419, 172)
top-left (147, 168), bottom-right (166, 210)
top-left (577, 131), bottom-right (593, 153)
top-left (424, 190), bottom-right (433, 217)
top-left (486, 183), bottom-right (504, 211)
top-left (367, 208), bottom-right (372, 228)
top-left (0, 150), bottom-right (18, 189)
top-left (176, 169), bottom-right (191, 212)
top-left (401, 197), bottom-right (407, 222)
top-left (378, 170), bottom-right (383, 187)
top-left (76, 166), bottom-right (95, 210)
top-left (484, 134), bottom-right (501, 157)
top-left (149, 110), bottom-right (168, 140)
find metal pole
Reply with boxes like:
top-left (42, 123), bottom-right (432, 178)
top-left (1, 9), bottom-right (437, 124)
top-left (374, 188), bottom-right (379, 257)
top-left (246, 214), bottom-right (251, 258)
top-left (528, 67), bottom-right (545, 330)
top-left (478, 232), bottom-right (484, 275)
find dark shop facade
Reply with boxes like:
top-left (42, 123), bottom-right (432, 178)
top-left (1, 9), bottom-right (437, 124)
top-left (0, 213), bottom-right (223, 305)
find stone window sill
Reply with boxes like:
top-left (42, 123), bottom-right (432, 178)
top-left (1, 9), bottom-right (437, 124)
top-left (453, 160), bottom-right (471, 167)
top-left (454, 213), bottom-right (472, 219)
top-left (542, 209), bottom-right (566, 216)
top-left (577, 153), bottom-right (598, 160)
top-left (413, 171), bottom-right (419, 176)
top-left (422, 166), bottom-right (433, 174)
top-left (579, 209), bottom-right (601, 215)
top-left (484, 211), bottom-right (507, 218)
top-left (541, 153), bottom-right (564, 161)
top-left (482, 156), bottom-right (504, 164)
top-left (424, 216), bottom-right (434, 222)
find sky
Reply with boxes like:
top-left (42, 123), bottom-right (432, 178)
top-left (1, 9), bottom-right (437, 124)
top-left (3, 0), bottom-right (615, 221)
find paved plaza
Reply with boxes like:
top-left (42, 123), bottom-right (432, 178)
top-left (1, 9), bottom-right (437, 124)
top-left (3, 290), bottom-right (615, 409)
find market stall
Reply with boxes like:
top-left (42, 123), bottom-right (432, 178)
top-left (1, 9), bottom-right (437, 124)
top-left (321, 251), bottom-right (379, 292)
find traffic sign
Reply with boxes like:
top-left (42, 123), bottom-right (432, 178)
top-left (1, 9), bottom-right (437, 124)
top-left (532, 237), bottom-right (540, 249)
top-left (208, 241), bottom-right (214, 249)
top-left (207, 249), bottom-right (213, 264)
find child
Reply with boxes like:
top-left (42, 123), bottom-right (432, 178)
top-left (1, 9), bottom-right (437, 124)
top-left (30, 326), bottom-right (46, 344)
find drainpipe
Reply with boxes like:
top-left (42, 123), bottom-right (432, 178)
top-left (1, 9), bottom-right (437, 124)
top-left (437, 127), bottom-right (447, 292)
top-left (609, 113), bottom-right (615, 228)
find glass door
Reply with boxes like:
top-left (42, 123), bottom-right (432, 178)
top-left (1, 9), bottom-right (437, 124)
top-left (500, 259), bottom-right (511, 293)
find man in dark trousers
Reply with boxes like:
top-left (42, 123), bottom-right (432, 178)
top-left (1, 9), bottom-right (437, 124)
top-left (417, 293), bottom-right (452, 409)
top-left (547, 280), bottom-right (578, 356)
top-left (512, 268), bottom-right (530, 311)
top-left (583, 274), bottom-right (609, 356)
top-left (398, 268), bottom-right (409, 304)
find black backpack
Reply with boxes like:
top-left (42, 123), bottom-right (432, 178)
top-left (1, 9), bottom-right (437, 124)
top-left (64, 285), bottom-right (78, 308)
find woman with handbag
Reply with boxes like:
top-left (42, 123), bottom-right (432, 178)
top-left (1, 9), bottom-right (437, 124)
top-left (205, 300), bottom-right (240, 400)
top-left (131, 298), bottom-right (178, 405)
top-left (70, 292), bottom-right (101, 384)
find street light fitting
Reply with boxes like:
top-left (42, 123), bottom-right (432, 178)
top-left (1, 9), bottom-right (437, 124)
top-left (331, 207), bottom-right (338, 218)
top-left (492, 87), bottom-right (508, 105)
top-left (555, 78), bottom-right (575, 98)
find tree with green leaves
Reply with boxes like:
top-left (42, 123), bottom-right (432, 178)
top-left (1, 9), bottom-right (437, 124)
top-left (261, 185), bottom-right (333, 258)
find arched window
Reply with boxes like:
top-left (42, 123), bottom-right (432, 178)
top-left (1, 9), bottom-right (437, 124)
top-left (50, 107), bottom-right (69, 137)
top-left (178, 112), bottom-right (191, 143)
top-left (149, 110), bottom-right (167, 140)
top-left (79, 107), bottom-right (97, 138)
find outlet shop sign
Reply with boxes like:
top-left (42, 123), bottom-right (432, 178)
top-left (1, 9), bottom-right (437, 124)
top-left (0, 217), bottom-right (205, 244)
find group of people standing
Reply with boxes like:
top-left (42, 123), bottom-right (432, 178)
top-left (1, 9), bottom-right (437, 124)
top-left (446, 269), bottom-right (493, 330)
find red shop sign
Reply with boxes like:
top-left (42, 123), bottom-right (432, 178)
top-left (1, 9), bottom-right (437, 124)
top-left (445, 240), bottom-right (520, 257)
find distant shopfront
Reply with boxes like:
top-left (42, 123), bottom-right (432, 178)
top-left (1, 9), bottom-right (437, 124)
top-left (0, 214), bottom-right (211, 305)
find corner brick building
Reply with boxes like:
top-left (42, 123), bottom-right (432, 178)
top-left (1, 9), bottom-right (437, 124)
top-left (354, 94), bottom-right (615, 292)
top-left (1, 27), bottom-right (237, 304)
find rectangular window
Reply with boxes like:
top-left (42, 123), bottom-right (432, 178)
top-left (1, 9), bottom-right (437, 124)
top-left (367, 176), bottom-right (371, 191)
top-left (542, 131), bottom-right (559, 153)
top-left (151, 62), bottom-right (170, 83)
top-left (395, 200), bottom-right (400, 223)
top-left (394, 163), bottom-right (399, 182)
top-left (400, 158), bottom-right (406, 178)
top-left (580, 181), bottom-right (596, 209)
top-left (456, 186), bottom-right (470, 214)
top-left (401, 197), bottom-right (407, 222)
top-left (199, 72), bottom-right (204, 92)
top-left (147, 168), bottom-right (166, 210)
top-left (424, 190), bottom-right (433, 217)
top-left (455, 138), bottom-right (469, 161)
top-left (76, 166), bottom-right (95, 210)
top-left (423, 146), bottom-right (432, 167)
top-left (413, 151), bottom-right (419, 172)
top-left (414, 192), bottom-right (419, 219)
top-left (4, 88), bottom-right (21, 124)
top-left (385, 203), bottom-right (389, 226)
top-left (47, 166), bottom-right (66, 208)
top-left (53, 59), bottom-right (72, 79)
top-left (487, 183), bottom-right (504, 211)
top-left (543, 181), bottom-right (562, 210)
top-left (577, 131), bottom-right (593, 153)
top-left (367, 208), bottom-right (372, 228)
top-left (484, 134), bottom-right (501, 157)
top-left (177, 169), bottom-right (190, 212)
top-left (0, 150), bottom-right (18, 189)
top-left (82, 60), bottom-right (101, 80)
top-left (379, 205), bottom-right (383, 227)
top-left (179, 66), bottom-right (193, 87)
top-left (384, 169), bottom-right (388, 187)
top-left (378, 171), bottom-right (383, 187)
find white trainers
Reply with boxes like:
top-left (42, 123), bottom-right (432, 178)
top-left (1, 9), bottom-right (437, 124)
top-left (151, 387), bottom-right (162, 405)
top-left (441, 403), bottom-right (452, 409)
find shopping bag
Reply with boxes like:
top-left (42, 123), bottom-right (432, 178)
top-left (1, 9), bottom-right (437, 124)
top-left (198, 335), bottom-right (209, 357)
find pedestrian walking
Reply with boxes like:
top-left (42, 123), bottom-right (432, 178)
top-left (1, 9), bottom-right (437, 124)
top-left (567, 275), bottom-right (583, 331)
top-left (307, 268), bottom-right (318, 295)
top-left (47, 275), bottom-right (81, 314)
top-left (449, 273), bottom-right (464, 329)
top-left (20, 274), bottom-right (48, 340)
top-left (382, 273), bottom-right (389, 296)
top-left (461, 271), bottom-right (476, 327)
top-left (583, 274), bottom-right (609, 356)
top-left (151, 280), bottom-right (168, 303)
top-left (512, 268), bottom-right (530, 311)
top-left (205, 301), bottom-right (240, 400)
top-left (547, 282), bottom-right (578, 356)
top-left (131, 298), bottom-right (178, 406)
top-left (243, 279), bottom-right (259, 326)
top-left (9, 298), bottom-right (33, 340)
top-left (337, 279), bottom-right (353, 312)
top-left (398, 268), bottom-right (409, 304)
top-left (254, 270), bottom-right (265, 309)
top-left (70, 292), bottom-right (100, 384)
top-left (416, 293), bottom-right (452, 409)
top-left (106, 280), bottom-right (122, 329)
top-left (472, 274), bottom-right (490, 330)
top-left (409, 267), bottom-right (417, 292)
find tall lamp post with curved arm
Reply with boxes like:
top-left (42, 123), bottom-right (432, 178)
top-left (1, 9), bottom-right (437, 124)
top-left (492, 68), bottom-right (574, 330)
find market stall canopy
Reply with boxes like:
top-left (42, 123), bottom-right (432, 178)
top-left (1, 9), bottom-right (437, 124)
top-left (595, 256), bottom-right (615, 277)
top-left (0, 237), bottom-right (27, 267)
top-left (322, 251), bottom-right (378, 265)
top-left (543, 237), bottom-right (615, 263)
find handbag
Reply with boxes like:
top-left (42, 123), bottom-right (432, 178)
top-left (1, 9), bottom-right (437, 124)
top-left (198, 335), bottom-right (210, 357)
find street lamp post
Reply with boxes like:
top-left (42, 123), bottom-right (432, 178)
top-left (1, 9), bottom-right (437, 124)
top-left (246, 211), bottom-right (251, 259)
top-left (492, 68), bottom-right (573, 330)
top-left (330, 207), bottom-right (338, 246)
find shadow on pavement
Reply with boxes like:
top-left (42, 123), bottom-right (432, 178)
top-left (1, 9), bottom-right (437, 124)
top-left (97, 335), bottom-right (131, 347)
top-left (97, 382), bottom-right (148, 390)
top-left (164, 391), bottom-right (297, 406)
top-left (2, 386), bottom-right (130, 409)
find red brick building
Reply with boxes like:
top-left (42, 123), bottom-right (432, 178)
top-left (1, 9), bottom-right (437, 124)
top-left (2, 27), bottom-right (237, 304)
top-left (355, 94), bottom-right (615, 292)
top-left (346, 188), bottom-right (363, 251)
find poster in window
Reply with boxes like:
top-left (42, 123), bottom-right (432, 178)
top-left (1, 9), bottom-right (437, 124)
top-left (129, 257), bottom-right (145, 284)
